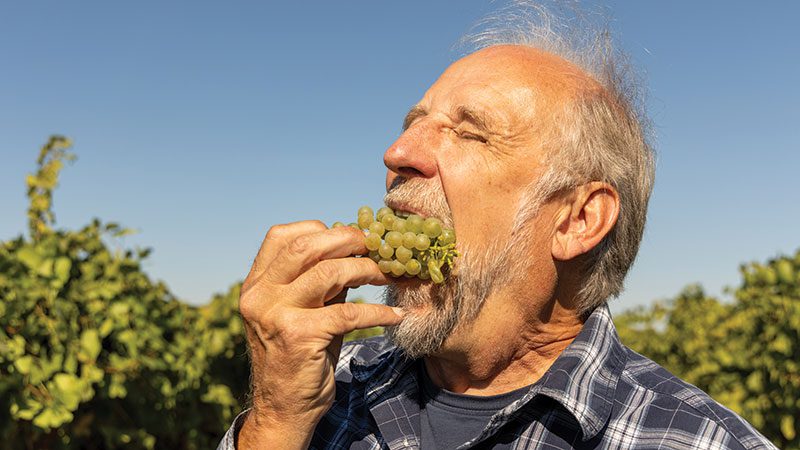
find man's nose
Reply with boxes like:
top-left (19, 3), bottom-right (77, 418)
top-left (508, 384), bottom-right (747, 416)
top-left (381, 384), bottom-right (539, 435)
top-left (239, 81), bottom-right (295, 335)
top-left (383, 124), bottom-right (438, 180)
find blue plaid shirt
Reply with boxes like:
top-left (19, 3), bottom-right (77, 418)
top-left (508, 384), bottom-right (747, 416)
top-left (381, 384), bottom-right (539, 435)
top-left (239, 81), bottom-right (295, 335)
top-left (218, 305), bottom-right (776, 449)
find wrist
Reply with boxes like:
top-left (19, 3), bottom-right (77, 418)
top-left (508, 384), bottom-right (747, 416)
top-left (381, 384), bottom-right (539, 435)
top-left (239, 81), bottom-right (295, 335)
top-left (237, 409), bottom-right (318, 450)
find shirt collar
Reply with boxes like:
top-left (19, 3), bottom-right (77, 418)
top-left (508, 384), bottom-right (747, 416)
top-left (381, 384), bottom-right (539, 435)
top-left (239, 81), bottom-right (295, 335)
top-left (350, 304), bottom-right (627, 443)
top-left (527, 304), bottom-right (627, 440)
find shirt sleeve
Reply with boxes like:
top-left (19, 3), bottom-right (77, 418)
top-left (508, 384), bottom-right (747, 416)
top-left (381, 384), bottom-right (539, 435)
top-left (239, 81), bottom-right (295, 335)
top-left (216, 409), bottom-right (250, 450)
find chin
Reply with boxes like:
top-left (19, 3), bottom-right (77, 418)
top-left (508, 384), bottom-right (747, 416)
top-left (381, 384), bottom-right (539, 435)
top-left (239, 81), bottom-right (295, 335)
top-left (382, 281), bottom-right (462, 359)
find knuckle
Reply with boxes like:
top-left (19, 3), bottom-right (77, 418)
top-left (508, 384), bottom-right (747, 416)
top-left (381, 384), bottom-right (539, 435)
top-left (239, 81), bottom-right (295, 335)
top-left (265, 224), bottom-right (289, 241)
top-left (308, 219), bottom-right (327, 230)
top-left (338, 225), bottom-right (363, 239)
top-left (238, 290), bottom-right (259, 321)
top-left (288, 235), bottom-right (312, 256)
top-left (314, 262), bottom-right (340, 283)
top-left (238, 279), bottom-right (278, 321)
top-left (238, 300), bottom-right (255, 322)
top-left (338, 302), bottom-right (361, 324)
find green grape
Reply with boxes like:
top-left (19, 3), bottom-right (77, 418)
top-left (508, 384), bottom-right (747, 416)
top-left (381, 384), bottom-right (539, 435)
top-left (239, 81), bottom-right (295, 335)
top-left (368, 221), bottom-right (386, 236)
top-left (378, 259), bottom-right (393, 274)
top-left (392, 218), bottom-right (407, 233)
top-left (385, 231), bottom-right (403, 248)
top-left (348, 222), bottom-right (359, 229)
top-left (381, 213), bottom-right (396, 230)
top-left (390, 260), bottom-right (406, 276)
top-left (406, 214), bottom-right (423, 233)
top-left (332, 221), bottom-right (346, 228)
top-left (378, 243), bottom-right (394, 259)
top-left (439, 228), bottom-right (456, 245)
top-left (430, 269), bottom-right (444, 283)
top-left (395, 246), bottom-right (413, 263)
top-left (406, 259), bottom-right (422, 275)
top-left (365, 233), bottom-right (382, 251)
top-left (376, 206), bottom-right (393, 221)
top-left (358, 213), bottom-right (373, 229)
top-left (402, 232), bottom-right (417, 249)
top-left (422, 218), bottom-right (443, 238)
top-left (358, 205), bottom-right (374, 217)
top-left (428, 261), bottom-right (444, 284)
top-left (368, 250), bottom-right (381, 263)
top-left (414, 234), bottom-right (430, 251)
top-left (340, 205), bottom-right (458, 283)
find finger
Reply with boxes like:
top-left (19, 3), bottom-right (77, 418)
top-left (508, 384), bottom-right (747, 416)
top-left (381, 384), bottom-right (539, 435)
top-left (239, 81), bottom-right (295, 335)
top-left (246, 220), bottom-right (328, 286)
top-left (314, 302), bottom-right (404, 338)
top-left (263, 226), bottom-right (369, 285)
top-left (288, 257), bottom-right (390, 307)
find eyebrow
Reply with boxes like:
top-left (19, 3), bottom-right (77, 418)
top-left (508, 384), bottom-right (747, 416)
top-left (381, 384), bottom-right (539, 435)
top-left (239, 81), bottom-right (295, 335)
top-left (402, 105), bottom-right (427, 131)
top-left (454, 105), bottom-right (495, 134)
top-left (401, 104), bottom-right (497, 134)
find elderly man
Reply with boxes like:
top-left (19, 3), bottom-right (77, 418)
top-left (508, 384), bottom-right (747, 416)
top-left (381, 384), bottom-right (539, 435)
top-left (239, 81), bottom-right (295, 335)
top-left (218, 6), bottom-right (775, 450)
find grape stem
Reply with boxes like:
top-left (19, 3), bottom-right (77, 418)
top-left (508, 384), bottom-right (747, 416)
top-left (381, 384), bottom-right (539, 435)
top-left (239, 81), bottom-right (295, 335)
top-left (423, 243), bottom-right (459, 271)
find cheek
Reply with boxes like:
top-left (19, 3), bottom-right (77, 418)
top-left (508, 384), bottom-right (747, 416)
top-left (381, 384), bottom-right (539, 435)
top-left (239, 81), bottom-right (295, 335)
top-left (438, 154), bottom-right (527, 249)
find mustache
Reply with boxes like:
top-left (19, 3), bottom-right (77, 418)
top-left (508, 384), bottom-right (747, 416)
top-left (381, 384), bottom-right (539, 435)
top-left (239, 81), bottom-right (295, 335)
top-left (387, 176), bottom-right (406, 193)
top-left (384, 177), bottom-right (453, 228)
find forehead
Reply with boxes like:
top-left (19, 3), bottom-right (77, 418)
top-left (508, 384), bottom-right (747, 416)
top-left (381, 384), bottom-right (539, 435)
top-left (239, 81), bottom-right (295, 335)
top-left (420, 45), bottom-right (597, 124)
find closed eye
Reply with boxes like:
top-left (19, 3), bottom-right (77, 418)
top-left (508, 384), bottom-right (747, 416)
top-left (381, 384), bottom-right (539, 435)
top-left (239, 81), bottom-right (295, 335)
top-left (457, 130), bottom-right (488, 144)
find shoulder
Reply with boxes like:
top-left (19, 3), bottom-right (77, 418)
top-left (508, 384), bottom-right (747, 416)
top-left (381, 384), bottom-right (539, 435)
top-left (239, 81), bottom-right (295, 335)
top-left (610, 347), bottom-right (777, 450)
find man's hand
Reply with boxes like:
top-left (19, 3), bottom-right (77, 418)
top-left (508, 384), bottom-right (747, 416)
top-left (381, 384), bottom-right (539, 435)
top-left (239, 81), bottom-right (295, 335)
top-left (236, 220), bottom-right (404, 449)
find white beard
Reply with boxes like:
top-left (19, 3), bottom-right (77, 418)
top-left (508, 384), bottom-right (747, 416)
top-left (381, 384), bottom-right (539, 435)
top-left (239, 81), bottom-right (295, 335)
top-left (382, 177), bottom-right (542, 358)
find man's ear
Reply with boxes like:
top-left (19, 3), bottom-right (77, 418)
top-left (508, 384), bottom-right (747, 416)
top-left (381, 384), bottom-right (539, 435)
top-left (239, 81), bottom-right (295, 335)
top-left (551, 182), bottom-right (619, 261)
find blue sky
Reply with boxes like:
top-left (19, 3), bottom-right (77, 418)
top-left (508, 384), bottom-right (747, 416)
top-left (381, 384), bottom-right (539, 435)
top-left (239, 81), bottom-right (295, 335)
top-left (1, 1), bottom-right (798, 312)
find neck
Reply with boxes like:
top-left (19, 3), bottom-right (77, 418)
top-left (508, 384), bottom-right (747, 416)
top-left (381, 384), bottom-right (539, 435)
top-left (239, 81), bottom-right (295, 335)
top-left (422, 288), bottom-right (584, 396)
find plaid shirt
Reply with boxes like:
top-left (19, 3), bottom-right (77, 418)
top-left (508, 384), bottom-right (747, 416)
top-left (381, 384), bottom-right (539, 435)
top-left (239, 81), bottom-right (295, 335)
top-left (217, 305), bottom-right (776, 449)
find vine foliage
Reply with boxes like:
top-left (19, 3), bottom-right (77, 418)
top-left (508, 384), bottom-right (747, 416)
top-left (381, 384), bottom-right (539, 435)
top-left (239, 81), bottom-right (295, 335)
top-left (1, 136), bottom-right (249, 449)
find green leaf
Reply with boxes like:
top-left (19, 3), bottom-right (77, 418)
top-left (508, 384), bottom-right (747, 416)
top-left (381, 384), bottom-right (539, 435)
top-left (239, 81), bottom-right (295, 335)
top-left (51, 373), bottom-right (82, 410)
top-left (14, 355), bottom-right (34, 375)
top-left (54, 256), bottom-right (71, 281)
top-left (201, 384), bottom-right (236, 407)
top-left (746, 372), bottom-right (763, 392)
top-left (99, 318), bottom-right (114, 337)
top-left (781, 415), bottom-right (796, 440)
top-left (17, 246), bottom-right (43, 271)
top-left (11, 398), bottom-right (42, 421)
top-left (33, 406), bottom-right (73, 429)
top-left (79, 329), bottom-right (102, 362)
top-left (775, 259), bottom-right (794, 284)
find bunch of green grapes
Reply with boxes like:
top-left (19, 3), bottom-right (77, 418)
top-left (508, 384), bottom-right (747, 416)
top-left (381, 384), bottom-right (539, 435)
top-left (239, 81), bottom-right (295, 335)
top-left (332, 206), bottom-right (458, 283)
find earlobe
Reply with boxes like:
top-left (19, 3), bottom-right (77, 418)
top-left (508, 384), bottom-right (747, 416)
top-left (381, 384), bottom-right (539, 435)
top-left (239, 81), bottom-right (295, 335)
top-left (551, 183), bottom-right (619, 261)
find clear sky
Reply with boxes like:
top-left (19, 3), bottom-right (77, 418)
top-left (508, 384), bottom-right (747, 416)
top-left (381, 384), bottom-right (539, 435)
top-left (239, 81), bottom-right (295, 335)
top-left (1, 1), bottom-right (798, 312)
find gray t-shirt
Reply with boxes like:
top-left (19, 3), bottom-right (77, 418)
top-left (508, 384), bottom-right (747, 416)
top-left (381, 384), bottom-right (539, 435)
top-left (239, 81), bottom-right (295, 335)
top-left (419, 362), bottom-right (530, 450)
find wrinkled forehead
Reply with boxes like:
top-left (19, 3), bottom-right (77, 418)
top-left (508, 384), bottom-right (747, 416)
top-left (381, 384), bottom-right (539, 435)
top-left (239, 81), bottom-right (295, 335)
top-left (420, 45), bottom-right (600, 124)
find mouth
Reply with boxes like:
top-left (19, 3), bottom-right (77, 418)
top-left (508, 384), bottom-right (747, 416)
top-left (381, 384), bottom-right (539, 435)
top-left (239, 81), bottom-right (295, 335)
top-left (385, 202), bottom-right (424, 219)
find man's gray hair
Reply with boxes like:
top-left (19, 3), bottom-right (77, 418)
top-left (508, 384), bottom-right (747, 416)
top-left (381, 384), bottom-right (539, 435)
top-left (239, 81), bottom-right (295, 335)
top-left (460, 0), bottom-right (657, 314)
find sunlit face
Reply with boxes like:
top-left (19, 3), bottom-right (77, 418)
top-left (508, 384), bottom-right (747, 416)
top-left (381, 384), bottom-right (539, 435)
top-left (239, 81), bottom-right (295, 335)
top-left (381, 45), bottom-right (591, 357)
